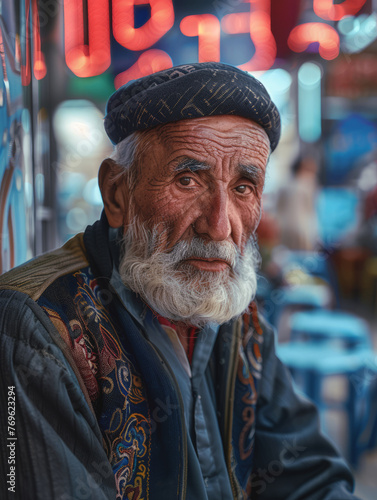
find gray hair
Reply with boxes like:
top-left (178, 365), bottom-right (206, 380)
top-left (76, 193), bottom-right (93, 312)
top-left (110, 131), bottom-right (144, 192)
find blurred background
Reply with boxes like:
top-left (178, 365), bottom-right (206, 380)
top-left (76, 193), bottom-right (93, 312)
top-left (1, 0), bottom-right (377, 496)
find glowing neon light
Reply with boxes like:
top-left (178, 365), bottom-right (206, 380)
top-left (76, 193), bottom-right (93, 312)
top-left (288, 23), bottom-right (340, 60)
top-left (21, 0), bottom-right (46, 84)
top-left (21, 0), bottom-right (31, 85)
top-left (221, 0), bottom-right (276, 71)
top-left (113, 0), bottom-right (174, 51)
top-left (180, 14), bottom-right (220, 62)
top-left (339, 13), bottom-right (377, 53)
top-left (115, 49), bottom-right (172, 89)
top-left (31, 0), bottom-right (46, 80)
top-left (313, 0), bottom-right (367, 22)
top-left (64, 0), bottom-right (111, 78)
top-left (298, 62), bottom-right (322, 143)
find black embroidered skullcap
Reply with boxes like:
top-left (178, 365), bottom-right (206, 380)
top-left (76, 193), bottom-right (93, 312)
top-left (104, 62), bottom-right (281, 151)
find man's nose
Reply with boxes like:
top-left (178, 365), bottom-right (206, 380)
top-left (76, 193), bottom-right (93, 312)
top-left (193, 189), bottom-right (232, 242)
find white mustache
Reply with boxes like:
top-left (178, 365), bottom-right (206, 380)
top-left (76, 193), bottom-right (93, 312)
top-left (167, 238), bottom-right (238, 269)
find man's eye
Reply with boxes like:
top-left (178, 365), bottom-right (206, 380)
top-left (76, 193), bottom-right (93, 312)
top-left (235, 185), bottom-right (252, 194)
top-left (179, 176), bottom-right (193, 186)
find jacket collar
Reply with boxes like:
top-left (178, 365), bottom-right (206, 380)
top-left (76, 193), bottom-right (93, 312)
top-left (83, 210), bottom-right (115, 279)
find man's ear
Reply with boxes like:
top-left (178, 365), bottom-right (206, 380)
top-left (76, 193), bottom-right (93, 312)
top-left (98, 158), bottom-right (129, 228)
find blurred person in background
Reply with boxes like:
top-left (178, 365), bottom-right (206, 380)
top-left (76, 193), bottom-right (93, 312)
top-left (276, 155), bottom-right (320, 251)
top-left (0, 63), bottom-right (360, 499)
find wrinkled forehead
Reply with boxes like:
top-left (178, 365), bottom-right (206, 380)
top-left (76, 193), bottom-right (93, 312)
top-left (140, 115), bottom-right (271, 164)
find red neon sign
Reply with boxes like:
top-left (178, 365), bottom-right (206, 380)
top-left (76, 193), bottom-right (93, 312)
top-left (31, 0), bottom-right (47, 80)
top-left (21, 0), bottom-right (47, 85)
top-left (61, 0), bottom-right (353, 86)
top-left (180, 15), bottom-right (221, 63)
top-left (113, 0), bottom-right (174, 51)
top-left (114, 49), bottom-right (172, 89)
top-left (21, 0), bottom-right (31, 86)
top-left (288, 23), bottom-right (340, 60)
top-left (64, 0), bottom-right (111, 78)
top-left (313, 0), bottom-right (367, 21)
top-left (222, 0), bottom-right (276, 72)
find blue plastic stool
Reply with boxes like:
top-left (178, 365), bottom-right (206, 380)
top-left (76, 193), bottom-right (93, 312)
top-left (289, 310), bottom-right (371, 349)
top-left (277, 342), bottom-right (375, 467)
top-left (269, 284), bottom-right (332, 327)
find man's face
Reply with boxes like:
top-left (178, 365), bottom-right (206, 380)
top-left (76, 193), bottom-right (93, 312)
top-left (128, 115), bottom-right (270, 262)
top-left (107, 115), bottom-right (270, 326)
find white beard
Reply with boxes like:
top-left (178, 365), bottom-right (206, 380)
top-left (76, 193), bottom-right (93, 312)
top-left (118, 218), bottom-right (261, 327)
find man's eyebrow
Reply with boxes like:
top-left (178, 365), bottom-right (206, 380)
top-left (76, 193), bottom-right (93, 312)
top-left (173, 157), bottom-right (211, 173)
top-left (237, 164), bottom-right (262, 182)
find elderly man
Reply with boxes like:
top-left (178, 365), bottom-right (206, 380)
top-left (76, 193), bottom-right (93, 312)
top-left (0, 63), bottom-right (358, 499)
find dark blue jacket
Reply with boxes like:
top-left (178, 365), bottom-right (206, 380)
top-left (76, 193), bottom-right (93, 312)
top-left (0, 215), bottom-right (359, 499)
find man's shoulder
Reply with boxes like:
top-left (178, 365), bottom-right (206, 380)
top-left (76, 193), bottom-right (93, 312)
top-left (0, 233), bottom-right (88, 301)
